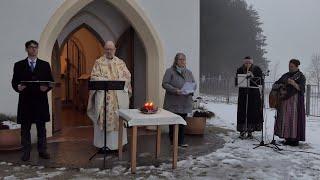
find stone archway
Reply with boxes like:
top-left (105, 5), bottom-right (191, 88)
top-left (38, 0), bottom-right (165, 137)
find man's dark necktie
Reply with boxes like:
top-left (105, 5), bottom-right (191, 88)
top-left (30, 61), bottom-right (35, 72)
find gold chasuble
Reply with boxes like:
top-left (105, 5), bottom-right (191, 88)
top-left (87, 55), bottom-right (132, 150)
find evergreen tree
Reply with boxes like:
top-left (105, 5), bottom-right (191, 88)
top-left (200, 0), bottom-right (268, 78)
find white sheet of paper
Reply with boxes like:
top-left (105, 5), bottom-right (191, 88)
top-left (181, 82), bottom-right (196, 95)
top-left (237, 74), bottom-right (249, 88)
top-left (237, 74), bottom-right (260, 89)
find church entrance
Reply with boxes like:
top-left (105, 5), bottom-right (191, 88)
top-left (39, 0), bottom-right (164, 139)
top-left (50, 0), bottom-right (147, 136)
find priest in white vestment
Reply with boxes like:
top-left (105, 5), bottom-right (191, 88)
top-left (87, 41), bottom-right (132, 150)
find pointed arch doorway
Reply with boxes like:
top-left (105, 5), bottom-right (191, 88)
top-left (52, 24), bottom-right (105, 133)
top-left (52, 26), bottom-right (146, 138)
top-left (39, 0), bottom-right (165, 138)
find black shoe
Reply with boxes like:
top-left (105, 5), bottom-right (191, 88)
top-left (247, 132), bottom-right (253, 139)
top-left (21, 151), bottom-right (30, 161)
top-left (289, 141), bottom-right (299, 146)
top-left (281, 140), bottom-right (298, 146)
top-left (98, 148), bottom-right (106, 154)
top-left (39, 152), bottom-right (50, 159)
top-left (239, 132), bottom-right (246, 139)
top-left (178, 144), bottom-right (189, 148)
top-left (98, 147), bottom-right (112, 154)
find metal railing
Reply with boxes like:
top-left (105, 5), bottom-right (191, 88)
top-left (306, 85), bottom-right (320, 117)
top-left (200, 76), bottom-right (320, 117)
top-left (200, 76), bottom-right (238, 104)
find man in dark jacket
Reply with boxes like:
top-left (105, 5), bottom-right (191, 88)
top-left (11, 40), bottom-right (54, 161)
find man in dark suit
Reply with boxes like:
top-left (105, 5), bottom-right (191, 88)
top-left (11, 40), bottom-right (54, 161)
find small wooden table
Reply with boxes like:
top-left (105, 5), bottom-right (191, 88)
top-left (118, 109), bottom-right (186, 174)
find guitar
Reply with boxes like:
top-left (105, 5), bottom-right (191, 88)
top-left (269, 72), bottom-right (301, 108)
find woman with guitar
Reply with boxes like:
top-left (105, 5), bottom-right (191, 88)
top-left (271, 59), bottom-right (306, 146)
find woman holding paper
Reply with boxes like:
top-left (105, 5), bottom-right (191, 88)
top-left (162, 52), bottom-right (197, 147)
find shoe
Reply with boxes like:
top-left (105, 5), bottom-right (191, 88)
top-left (239, 132), bottom-right (246, 139)
top-left (281, 139), bottom-right (299, 146)
top-left (98, 147), bottom-right (116, 154)
top-left (179, 144), bottom-right (189, 148)
top-left (291, 141), bottom-right (299, 146)
top-left (39, 152), bottom-right (50, 159)
top-left (98, 148), bottom-right (107, 154)
top-left (289, 141), bottom-right (299, 146)
top-left (247, 132), bottom-right (253, 139)
top-left (21, 151), bottom-right (30, 161)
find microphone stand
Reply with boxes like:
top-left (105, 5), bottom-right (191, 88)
top-left (253, 71), bottom-right (282, 151)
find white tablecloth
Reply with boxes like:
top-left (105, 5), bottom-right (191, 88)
top-left (118, 109), bottom-right (187, 127)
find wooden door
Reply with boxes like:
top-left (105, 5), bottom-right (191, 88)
top-left (52, 41), bottom-right (62, 133)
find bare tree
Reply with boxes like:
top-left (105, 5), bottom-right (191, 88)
top-left (308, 54), bottom-right (320, 89)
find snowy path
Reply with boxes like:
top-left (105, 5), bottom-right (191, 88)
top-left (1, 102), bottom-right (320, 179)
top-left (202, 102), bottom-right (320, 179)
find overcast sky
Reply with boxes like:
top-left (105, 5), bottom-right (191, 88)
top-left (245, 0), bottom-right (320, 81)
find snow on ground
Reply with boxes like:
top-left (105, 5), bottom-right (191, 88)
top-left (1, 101), bottom-right (320, 179)
top-left (1, 121), bottom-right (20, 129)
top-left (203, 102), bottom-right (320, 179)
top-left (205, 102), bottom-right (320, 152)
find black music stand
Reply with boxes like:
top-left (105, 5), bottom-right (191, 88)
top-left (88, 80), bottom-right (125, 169)
top-left (236, 74), bottom-right (261, 139)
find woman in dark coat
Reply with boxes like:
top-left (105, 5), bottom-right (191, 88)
top-left (272, 59), bottom-right (306, 146)
top-left (162, 52), bottom-right (197, 147)
top-left (236, 56), bottom-right (263, 139)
